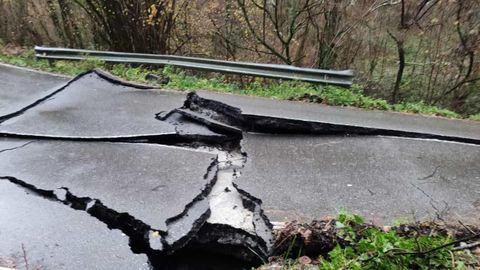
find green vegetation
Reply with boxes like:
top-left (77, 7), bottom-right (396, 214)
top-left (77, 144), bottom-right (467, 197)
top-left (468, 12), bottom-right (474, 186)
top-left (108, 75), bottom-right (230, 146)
top-left (0, 49), bottom-right (476, 121)
top-left (322, 212), bottom-right (464, 270)
top-left (272, 211), bottom-right (478, 270)
top-left (468, 114), bottom-right (480, 121)
top-left (0, 50), bottom-right (103, 76)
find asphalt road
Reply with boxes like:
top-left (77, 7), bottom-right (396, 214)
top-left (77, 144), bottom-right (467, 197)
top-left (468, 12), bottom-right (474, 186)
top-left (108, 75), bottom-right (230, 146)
top-left (0, 138), bottom-right (216, 232)
top-left (0, 64), bottom-right (68, 120)
top-left (198, 91), bottom-right (480, 141)
top-left (0, 64), bottom-right (479, 269)
top-left (238, 134), bottom-right (480, 224)
top-left (0, 180), bottom-right (150, 270)
top-left (0, 70), bottom-right (184, 138)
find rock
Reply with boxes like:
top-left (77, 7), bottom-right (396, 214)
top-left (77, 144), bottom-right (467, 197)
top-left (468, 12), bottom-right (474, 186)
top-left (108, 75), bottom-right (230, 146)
top-left (145, 73), bottom-right (170, 85)
top-left (298, 256), bottom-right (312, 265)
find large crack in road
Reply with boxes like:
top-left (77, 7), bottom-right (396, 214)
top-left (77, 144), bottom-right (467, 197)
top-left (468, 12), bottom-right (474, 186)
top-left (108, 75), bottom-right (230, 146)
top-left (183, 92), bottom-right (480, 145)
top-left (0, 142), bottom-right (271, 269)
top-left (0, 96), bottom-right (274, 269)
top-left (0, 175), bottom-right (153, 252)
top-left (0, 69), bottom-right (274, 269)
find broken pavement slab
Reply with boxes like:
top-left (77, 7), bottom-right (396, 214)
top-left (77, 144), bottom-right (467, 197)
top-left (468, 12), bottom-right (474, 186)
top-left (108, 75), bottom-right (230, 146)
top-left (237, 133), bottom-right (480, 224)
top-left (0, 69), bottom-right (219, 139)
top-left (0, 63), bottom-right (69, 121)
top-left (191, 151), bottom-right (273, 260)
top-left (158, 109), bottom-right (231, 143)
top-left (194, 91), bottom-right (480, 142)
top-left (0, 180), bottom-right (150, 270)
top-left (0, 138), bottom-right (217, 246)
top-left (0, 137), bottom-right (273, 263)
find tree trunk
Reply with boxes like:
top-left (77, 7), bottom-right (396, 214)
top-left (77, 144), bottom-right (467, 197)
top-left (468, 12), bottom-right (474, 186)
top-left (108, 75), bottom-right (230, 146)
top-left (317, 2), bottom-right (340, 69)
top-left (57, 0), bottom-right (83, 48)
top-left (391, 38), bottom-right (405, 104)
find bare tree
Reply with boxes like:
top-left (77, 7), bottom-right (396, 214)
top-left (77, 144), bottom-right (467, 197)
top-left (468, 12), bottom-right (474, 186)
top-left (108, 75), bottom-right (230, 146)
top-left (388, 0), bottom-right (440, 103)
top-left (235, 0), bottom-right (319, 65)
top-left (1, 0), bottom-right (480, 116)
top-left (72, 0), bottom-right (184, 53)
top-left (433, 0), bottom-right (479, 110)
top-left (311, 1), bottom-right (342, 68)
top-left (209, 0), bottom-right (242, 60)
top-left (47, 0), bottom-right (84, 47)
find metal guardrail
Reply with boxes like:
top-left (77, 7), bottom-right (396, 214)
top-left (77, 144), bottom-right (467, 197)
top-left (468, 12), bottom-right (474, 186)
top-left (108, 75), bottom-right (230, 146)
top-left (35, 46), bottom-right (354, 86)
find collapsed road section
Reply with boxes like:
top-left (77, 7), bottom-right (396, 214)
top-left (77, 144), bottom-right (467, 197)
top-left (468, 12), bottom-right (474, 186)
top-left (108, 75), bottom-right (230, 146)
top-left (183, 92), bottom-right (480, 144)
top-left (178, 92), bottom-right (480, 224)
top-left (0, 68), bottom-right (273, 269)
top-left (0, 138), bottom-right (273, 269)
top-left (193, 90), bottom-right (480, 142)
top-left (1, 66), bottom-right (479, 269)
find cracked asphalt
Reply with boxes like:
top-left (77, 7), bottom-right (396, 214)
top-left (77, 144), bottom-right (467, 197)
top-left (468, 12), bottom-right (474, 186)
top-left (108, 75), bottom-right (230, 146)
top-left (0, 63), bottom-right (479, 269)
top-left (0, 138), bottom-right (216, 232)
top-left (239, 134), bottom-right (480, 224)
top-left (0, 180), bottom-right (150, 270)
top-left (198, 90), bottom-right (480, 141)
top-left (0, 69), bottom-right (183, 138)
top-left (0, 64), bottom-right (68, 120)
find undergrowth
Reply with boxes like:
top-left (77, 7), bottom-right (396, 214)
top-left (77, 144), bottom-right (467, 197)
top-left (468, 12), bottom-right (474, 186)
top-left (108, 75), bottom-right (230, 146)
top-left (0, 49), bottom-right (477, 121)
top-left (270, 211), bottom-right (479, 270)
top-left (321, 212), bottom-right (467, 270)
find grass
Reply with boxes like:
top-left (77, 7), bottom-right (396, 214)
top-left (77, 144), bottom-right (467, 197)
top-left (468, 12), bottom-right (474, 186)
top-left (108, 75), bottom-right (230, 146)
top-left (468, 114), bottom-right (480, 121)
top-left (0, 48), bottom-right (477, 121)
